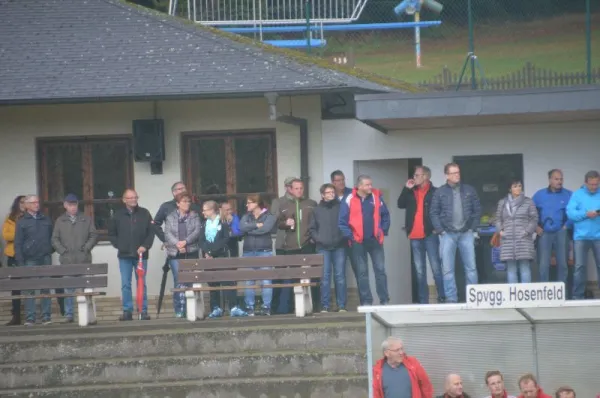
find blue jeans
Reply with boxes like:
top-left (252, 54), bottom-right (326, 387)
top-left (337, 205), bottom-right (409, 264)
top-left (410, 235), bottom-right (444, 304)
top-left (538, 228), bottom-right (568, 284)
top-left (319, 247), bottom-right (347, 309)
top-left (244, 250), bottom-right (274, 309)
top-left (351, 238), bottom-right (388, 305)
top-left (573, 240), bottom-right (600, 299)
top-left (506, 260), bottom-right (532, 283)
top-left (119, 257), bottom-right (148, 313)
top-left (23, 256), bottom-right (52, 322)
top-left (63, 287), bottom-right (75, 318)
top-left (440, 231), bottom-right (478, 303)
top-left (168, 258), bottom-right (186, 314)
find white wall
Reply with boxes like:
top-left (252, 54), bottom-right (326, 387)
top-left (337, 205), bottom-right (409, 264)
top-left (322, 118), bottom-right (600, 282)
top-left (0, 96), bottom-right (324, 296)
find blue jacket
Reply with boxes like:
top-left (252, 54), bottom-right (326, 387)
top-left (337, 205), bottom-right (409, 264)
top-left (532, 187), bottom-right (573, 232)
top-left (339, 190), bottom-right (390, 242)
top-left (430, 183), bottom-right (482, 233)
top-left (567, 185), bottom-right (600, 240)
top-left (14, 212), bottom-right (54, 264)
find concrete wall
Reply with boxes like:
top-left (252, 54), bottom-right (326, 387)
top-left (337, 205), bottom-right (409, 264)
top-left (322, 118), bottom-right (600, 282)
top-left (0, 96), bottom-right (324, 296)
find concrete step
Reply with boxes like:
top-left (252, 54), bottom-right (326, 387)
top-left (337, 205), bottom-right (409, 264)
top-left (1, 374), bottom-right (368, 398)
top-left (0, 315), bottom-right (366, 364)
top-left (0, 350), bottom-right (367, 389)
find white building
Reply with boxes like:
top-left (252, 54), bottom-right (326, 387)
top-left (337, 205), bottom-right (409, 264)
top-left (1, 0), bottom-right (599, 307)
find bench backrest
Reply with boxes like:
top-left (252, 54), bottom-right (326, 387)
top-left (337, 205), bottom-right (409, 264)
top-left (0, 263), bottom-right (109, 291)
top-left (177, 254), bottom-right (324, 284)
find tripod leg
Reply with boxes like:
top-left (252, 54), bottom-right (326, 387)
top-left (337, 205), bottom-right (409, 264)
top-left (456, 53), bottom-right (472, 91)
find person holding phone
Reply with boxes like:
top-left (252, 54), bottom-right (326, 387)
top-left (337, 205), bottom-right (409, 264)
top-left (397, 166), bottom-right (444, 304)
top-left (567, 170), bottom-right (600, 300)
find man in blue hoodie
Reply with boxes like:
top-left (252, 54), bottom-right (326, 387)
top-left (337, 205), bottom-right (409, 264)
top-left (567, 170), bottom-right (600, 300)
top-left (532, 169), bottom-right (572, 286)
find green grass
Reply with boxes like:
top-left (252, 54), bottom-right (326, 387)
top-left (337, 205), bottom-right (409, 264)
top-left (320, 13), bottom-right (600, 84)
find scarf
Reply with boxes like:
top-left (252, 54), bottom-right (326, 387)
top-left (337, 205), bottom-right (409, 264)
top-left (505, 194), bottom-right (524, 217)
top-left (205, 215), bottom-right (220, 243)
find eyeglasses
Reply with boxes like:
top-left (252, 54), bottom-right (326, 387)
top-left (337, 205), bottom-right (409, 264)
top-left (323, 190), bottom-right (335, 195)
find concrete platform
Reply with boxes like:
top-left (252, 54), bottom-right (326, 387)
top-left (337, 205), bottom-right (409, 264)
top-left (0, 313), bottom-right (368, 398)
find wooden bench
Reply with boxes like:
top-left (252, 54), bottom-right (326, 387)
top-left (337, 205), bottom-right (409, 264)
top-left (0, 263), bottom-right (108, 327)
top-left (174, 254), bottom-right (324, 320)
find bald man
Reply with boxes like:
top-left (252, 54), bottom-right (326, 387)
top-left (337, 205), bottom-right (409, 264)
top-left (108, 189), bottom-right (155, 321)
top-left (373, 336), bottom-right (433, 398)
top-left (436, 374), bottom-right (472, 398)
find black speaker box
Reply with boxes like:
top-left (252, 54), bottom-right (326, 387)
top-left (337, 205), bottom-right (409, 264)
top-left (132, 119), bottom-right (165, 162)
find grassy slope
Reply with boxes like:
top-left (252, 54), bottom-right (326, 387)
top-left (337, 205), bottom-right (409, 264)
top-left (323, 13), bottom-right (600, 83)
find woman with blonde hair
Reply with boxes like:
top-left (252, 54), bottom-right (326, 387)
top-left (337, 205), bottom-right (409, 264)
top-left (2, 195), bottom-right (26, 326)
top-left (164, 192), bottom-right (201, 318)
top-left (201, 200), bottom-right (247, 318)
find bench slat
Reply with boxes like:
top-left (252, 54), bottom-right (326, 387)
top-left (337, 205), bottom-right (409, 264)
top-left (178, 254), bottom-right (324, 271)
top-left (0, 276), bottom-right (108, 291)
top-left (0, 263), bottom-right (108, 279)
top-left (172, 283), bottom-right (316, 292)
top-left (178, 267), bottom-right (322, 283)
top-left (0, 292), bottom-right (106, 300)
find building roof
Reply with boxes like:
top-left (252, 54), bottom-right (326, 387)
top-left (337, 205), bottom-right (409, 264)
top-left (354, 85), bottom-right (600, 132)
top-left (0, 0), bottom-right (415, 106)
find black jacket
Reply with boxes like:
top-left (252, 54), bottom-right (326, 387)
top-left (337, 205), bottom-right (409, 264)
top-left (14, 212), bottom-right (53, 264)
top-left (397, 184), bottom-right (437, 237)
top-left (308, 199), bottom-right (345, 250)
top-left (199, 218), bottom-right (230, 257)
top-left (108, 206), bottom-right (155, 259)
top-left (240, 211), bottom-right (277, 252)
top-left (153, 199), bottom-right (201, 242)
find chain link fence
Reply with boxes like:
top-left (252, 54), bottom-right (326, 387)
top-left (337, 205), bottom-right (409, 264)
top-left (318, 0), bottom-right (600, 89)
top-left (159, 0), bottom-right (598, 90)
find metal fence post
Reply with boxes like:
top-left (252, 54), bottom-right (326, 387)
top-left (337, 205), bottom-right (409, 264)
top-left (585, 0), bottom-right (592, 84)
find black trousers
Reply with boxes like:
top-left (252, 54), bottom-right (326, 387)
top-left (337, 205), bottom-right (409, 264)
top-left (207, 251), bottom-right (239, 311)
top-left (6, 257), bottom-right (21, 317)
top-left (273, 244), bottom-right (320, 314)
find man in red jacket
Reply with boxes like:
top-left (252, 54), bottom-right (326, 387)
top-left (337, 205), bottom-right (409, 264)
top-left (373, 336), bottom-right (433, 398)
top-left (517, 374), bottom-right (551, 398)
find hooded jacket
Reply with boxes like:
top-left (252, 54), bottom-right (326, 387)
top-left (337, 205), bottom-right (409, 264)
top-left (373, 356), bottom-right (433, 398)
top-left (567, 184), bottom-right (600, 240)
top-left (276, 194), bottom-right (317, 251)
top-left (240, 210), bottom-right (277, 252)
top-left (308, 199), bottom-right (345, 250)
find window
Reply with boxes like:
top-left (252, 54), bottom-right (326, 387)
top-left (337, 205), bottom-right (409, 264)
top-left (453, 154), bottom-right (524, 220)
top-left (37, 136), bottom-right (134, 239)
top-left (182, 131), bottom-right (277, 212)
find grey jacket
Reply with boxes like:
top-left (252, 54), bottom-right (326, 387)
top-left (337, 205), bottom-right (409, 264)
top-left (240, 210), bottom-right (277, 252)
top-left (51, 212), bottom-right (98, 264)
top-left (495, 195), bottom-right (538, 261)
top-left (430, 183), bottom-right (482, 233)
top-left (164, 210), bottom-right (201, 257)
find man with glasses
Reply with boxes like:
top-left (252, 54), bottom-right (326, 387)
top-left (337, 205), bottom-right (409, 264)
top-left (309, 183), bottom-right (347, 312)
top-left (14, 195), bottom-right (54, 325)
top-left (567, 170), bottom-right (600, 300)
top-left (108, 189), bottom-right (155, 321)
top-left (372, 336), bottom-right (433, 398)
top-left (430, 163), bottom-right (481, 303)
top-left (398, 166), bottom-right (444, 304)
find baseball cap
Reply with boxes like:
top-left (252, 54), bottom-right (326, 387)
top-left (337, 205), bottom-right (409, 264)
top-left (284, 177), bottom-right (301, 186)
top-left (64, 194), bottom-right (79, 203)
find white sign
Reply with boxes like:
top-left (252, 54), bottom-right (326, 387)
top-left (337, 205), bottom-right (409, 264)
top-left (466, 282), bottom-right (566, 309)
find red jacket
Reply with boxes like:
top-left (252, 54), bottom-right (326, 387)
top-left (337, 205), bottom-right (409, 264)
top-left (373, 356), bottom-right (433, 398)
top-left (348, 188), bottom-right (384, 244)
top-left (517, 388), bottom-right (551, 398)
